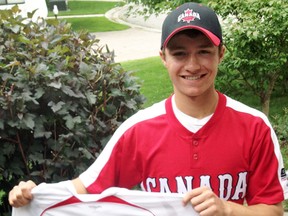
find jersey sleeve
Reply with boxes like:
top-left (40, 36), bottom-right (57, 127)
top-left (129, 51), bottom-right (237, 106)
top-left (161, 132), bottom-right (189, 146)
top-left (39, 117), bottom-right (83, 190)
top-left (12, 181), bottom-right (74, 216)
top-left (79, 101), bottom-right (167, 194)
top-left (245, 117), bottom-right (287, 204)
top-left (79, 112), bottom-right (145, 193)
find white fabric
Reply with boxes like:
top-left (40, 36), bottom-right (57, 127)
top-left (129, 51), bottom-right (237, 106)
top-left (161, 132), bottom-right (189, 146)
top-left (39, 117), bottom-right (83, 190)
top-left (172, 95), bottom-right (213, 133)
top-left (12, 180), bottom-right (199, 216)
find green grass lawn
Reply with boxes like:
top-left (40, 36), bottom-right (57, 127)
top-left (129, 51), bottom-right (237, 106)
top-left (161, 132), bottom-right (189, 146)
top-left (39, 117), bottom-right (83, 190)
top-left (122, 57), bottom-right (173, 107)
top-left (48, 1), bottom-right (124, 16)
top-left (47, 1), bottom-right (129, 32)
top-left (64, 16), bottom-right (129, 32)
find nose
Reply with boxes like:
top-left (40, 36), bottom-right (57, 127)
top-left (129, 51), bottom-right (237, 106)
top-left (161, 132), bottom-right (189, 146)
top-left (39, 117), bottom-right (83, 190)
top-left (184, 54), bottom-right (201, 72)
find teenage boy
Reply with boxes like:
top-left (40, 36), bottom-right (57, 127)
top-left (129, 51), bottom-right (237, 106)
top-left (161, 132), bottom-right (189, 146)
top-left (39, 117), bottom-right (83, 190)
top-left (9, 2), bottom-right (287, 215)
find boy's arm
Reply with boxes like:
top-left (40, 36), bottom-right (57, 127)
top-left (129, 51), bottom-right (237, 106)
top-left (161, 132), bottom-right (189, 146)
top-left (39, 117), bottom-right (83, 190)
top-left (226, 201), bottom-right (283, 216)
top-left (72, 177), bottom-right (88, 194)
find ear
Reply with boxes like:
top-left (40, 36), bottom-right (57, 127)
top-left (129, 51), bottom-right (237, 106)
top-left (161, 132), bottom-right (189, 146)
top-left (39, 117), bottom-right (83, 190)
top-left (159, 50), bottom-right (167, 68)
top-left (219, 45), bottom-right (226, 63)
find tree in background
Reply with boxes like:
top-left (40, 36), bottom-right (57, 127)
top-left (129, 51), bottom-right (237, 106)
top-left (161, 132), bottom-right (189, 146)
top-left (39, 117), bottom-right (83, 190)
top-left (127, 0), bottom-right (288, 116)
top-left (126, 0), bottom-right (203, 15)
top-left (210, 0), bottom-right (288, 116)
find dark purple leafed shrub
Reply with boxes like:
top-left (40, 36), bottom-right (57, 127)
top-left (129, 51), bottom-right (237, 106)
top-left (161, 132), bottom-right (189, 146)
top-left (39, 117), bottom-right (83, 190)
top-left (0, 6), bottom-right (145, 214)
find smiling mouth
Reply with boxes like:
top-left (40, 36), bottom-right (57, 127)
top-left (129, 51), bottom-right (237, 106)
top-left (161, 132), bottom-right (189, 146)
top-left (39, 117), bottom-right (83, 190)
top-left (182, 74), bottom-right (206, 80)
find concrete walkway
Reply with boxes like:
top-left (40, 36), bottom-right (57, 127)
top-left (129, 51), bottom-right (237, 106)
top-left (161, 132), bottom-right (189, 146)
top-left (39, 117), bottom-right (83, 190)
top-left (94, 28), bottom-right (161, 62)
top-left (95, 5), bottom-right (167, 62)
top-left (55, 2), bottom-right (166, 62)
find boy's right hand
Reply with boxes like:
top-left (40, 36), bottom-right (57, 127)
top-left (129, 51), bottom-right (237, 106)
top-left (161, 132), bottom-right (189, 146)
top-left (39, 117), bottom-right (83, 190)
top-left (8, 180), bottom-right (37, 207)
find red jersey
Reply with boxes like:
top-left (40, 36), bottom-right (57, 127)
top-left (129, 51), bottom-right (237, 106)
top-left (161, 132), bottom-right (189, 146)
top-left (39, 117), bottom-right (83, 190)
top-left (80, 92), bottom-right (287, 205)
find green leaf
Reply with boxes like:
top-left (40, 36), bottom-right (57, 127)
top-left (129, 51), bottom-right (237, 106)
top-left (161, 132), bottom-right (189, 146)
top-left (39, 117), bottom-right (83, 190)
top-left (2, 143), bottom-right (15, 156)
top-left (48, 101), bottom-right (65, 113)
top-left (17, 113), bottom-right (23, 120)
top-left (1, 73), bottom-right (14, 81)
top-left (34, 88), bottom-right (45, 99)
top-left (35, 63), bottom-right (49, 73)
top-left (29, 152), bottom-right (45, 163)
top-left (110, 88), bottom-right (125, 97)
top-left (48, 80), bottom-right (62, 89)
top-left (85, 91), bottom-right (97, 105)
top-left (62, 85), bottom-right (85, 98)
top-left (49, 72), bottom-right (66, 79)
top-left (64, 115), bottom-right (82, 130)
top-left (22, 92), bottom-right (39, 105)
top-left (11, 25), bottom-right (21, 33)
top-left (79, 62), bottom-right (91, 73)
top-left (78, 147), bottom-right (94, 160)
top-left (34, 124), bottom-right (52, 138)
top-left (22, 113), bottom-right (35, 129)
top-left (18, 34), bottom-right (32, 44)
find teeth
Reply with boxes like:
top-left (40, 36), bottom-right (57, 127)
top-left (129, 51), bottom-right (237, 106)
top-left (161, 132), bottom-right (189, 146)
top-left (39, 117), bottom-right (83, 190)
top-left (184, 75), bottom-right (201, 80)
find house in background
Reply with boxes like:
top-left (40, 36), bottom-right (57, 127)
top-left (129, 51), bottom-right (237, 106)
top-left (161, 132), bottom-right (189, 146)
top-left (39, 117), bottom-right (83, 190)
top-left (0, 0), bottom-right (48, 21)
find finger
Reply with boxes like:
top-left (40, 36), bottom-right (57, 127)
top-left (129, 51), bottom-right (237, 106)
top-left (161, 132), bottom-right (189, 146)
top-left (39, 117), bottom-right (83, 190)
top-left (8, 188), bottom-right (16, 206)
top-left (193, 193), bottom-right (217, 213)
top-left (9, 181), bottom-right (36, 207)
top-left (21, 181), bottom-right (35, 200)
top-left (193, 189), bottom-right (214, 204)
top-left (9, 186), bottom-right (30, 207)
top-left (196, 205), bottom-right (217, 216)
top-left (9, 186), bottom-right (27, 207)
top-left (182, 186), bottom-right (211, 205)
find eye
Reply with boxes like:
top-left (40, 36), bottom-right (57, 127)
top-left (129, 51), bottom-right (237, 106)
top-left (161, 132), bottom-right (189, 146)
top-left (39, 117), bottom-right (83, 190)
top-left (171, 51), bottom-right (187, 57)
top-left (199, 49), bottom-right (211, 54)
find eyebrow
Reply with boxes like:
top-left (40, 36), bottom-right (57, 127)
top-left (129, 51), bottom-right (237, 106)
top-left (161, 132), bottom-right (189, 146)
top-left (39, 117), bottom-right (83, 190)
top-left (168, 42), bottom-right (214, 51)
top-left (199, 42), bottom-right (214, 48)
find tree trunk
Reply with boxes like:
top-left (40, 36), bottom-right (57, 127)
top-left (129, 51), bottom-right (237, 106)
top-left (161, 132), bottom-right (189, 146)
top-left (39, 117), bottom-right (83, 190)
top-left (260, 74), bottom-right (278, 116)
top-left (261, 96), bottom-right (270, 116)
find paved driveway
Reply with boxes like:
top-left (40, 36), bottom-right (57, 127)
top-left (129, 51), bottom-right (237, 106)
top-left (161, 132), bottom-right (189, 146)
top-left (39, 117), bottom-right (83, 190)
top-left (94, 28), bottom-right (161, 62)
top-left (93, 5), bottom-right (166, 62)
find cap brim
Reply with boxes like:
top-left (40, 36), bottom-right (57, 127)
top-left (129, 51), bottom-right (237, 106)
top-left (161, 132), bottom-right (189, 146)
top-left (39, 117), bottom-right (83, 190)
top-left (162, 26), bottom-right (221, 48)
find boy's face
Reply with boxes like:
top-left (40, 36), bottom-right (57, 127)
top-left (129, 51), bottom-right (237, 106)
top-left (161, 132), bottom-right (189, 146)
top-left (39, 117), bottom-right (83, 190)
top-left (160, 31), bottom-right (225, 99)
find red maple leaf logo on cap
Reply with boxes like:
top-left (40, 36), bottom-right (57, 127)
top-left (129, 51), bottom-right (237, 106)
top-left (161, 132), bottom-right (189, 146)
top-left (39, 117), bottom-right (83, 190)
top-left (178, 8), bottom-right (200, 24)
top-left (182, 9), bottom-right (196, 23)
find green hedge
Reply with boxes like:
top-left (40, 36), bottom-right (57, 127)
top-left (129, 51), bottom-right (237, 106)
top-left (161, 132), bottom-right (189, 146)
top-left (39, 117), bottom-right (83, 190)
top-left (0, 6), bottom-right (145, 214)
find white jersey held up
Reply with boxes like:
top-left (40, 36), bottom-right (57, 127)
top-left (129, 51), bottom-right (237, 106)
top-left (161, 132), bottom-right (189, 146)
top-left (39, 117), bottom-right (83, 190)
top-left (12, 180), bottom-right (199, 216)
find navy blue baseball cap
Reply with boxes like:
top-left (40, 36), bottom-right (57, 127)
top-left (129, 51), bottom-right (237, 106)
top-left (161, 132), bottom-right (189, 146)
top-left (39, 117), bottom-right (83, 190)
top-left (161, 2), bottom-right (222, 49)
